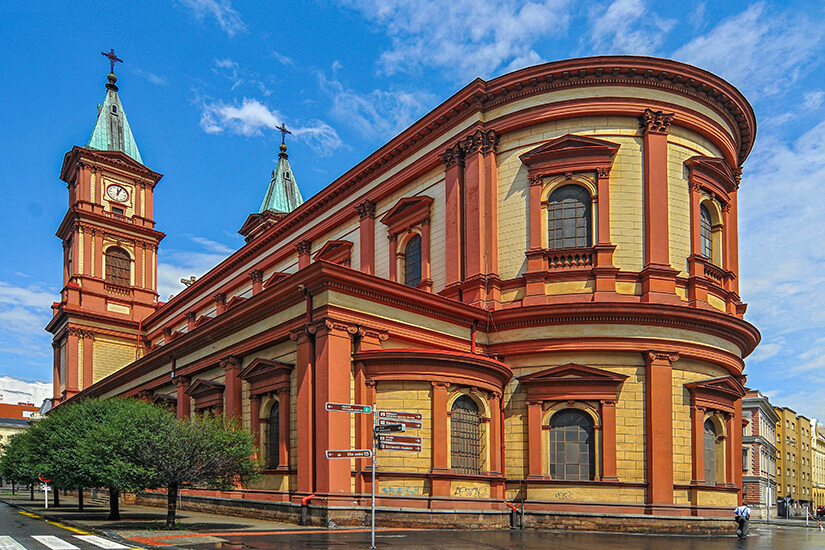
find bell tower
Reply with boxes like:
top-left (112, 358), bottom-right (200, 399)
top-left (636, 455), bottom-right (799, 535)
top-left (47, 53), bottom-right (165, 403)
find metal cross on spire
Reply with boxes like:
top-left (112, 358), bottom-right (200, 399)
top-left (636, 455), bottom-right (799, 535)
top-left (276, 123), bottom-right (292, 145)
top-left (101, 48), bottom-right (123, 73)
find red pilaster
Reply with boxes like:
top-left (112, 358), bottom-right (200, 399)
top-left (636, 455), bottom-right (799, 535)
top-left (144, 182), bottom-right (154, 220)
top-left (601, 399), bottom-right (618, 480)
top-left (250, 394), bottom-right (262, 450)
top-left (690, 405), bottom-right (706, 483)
top-left (431, 381), bottom-right (450, 497)
top-left (222, 356), bottom-right (242, 419)
top-left (174, 376), bottom-right (190, 419)
top-left (186, 312), bottom-right (196, 332)
top-left (489, 391), bottom-right (504, 499)
top-left (277, 388), bottom-right (291, 469)
top-left (356, 200), bottom-right (376, 275)
top-left (645, 350), bottom-right (678, 508)
top-left (291, 328), bottom-right (315, 493)
top-left (214, 293), bottom-right (227, 316)
top-left (297, 240), bottom-right (311, 270)
top-left (440, 147), bottom-right (463, 288)
top-left (313, 319), bottom-right (355, 495)
top-left (527, 400), bottom-right (543, 478)
top-left (639, 109), bottom-right (679, 304)
top-left (388, 234), bottom-right (398, 282)
top-left (64, 329), bottom-right (80, 397)
top-left (52, 343), bottom-right (61, 399)
top-left (355, 328), bottom-right (385, 493)
top-left (734, 400), bottom-right (744, 500)
top-left (81, 331), bottom-right (94, 391)
top-left (249, 270), bottom-right (263, 296)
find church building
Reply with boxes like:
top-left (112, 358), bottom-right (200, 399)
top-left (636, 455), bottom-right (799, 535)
top-left (48, 55), bottom-right (760, 532)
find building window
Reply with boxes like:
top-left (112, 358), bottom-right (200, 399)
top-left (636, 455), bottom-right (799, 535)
top-left (700, 204), bottom-right (713, 259)
top-left (105, 247), bottom-right (131, 286)
top-left (266, 401), bottom-right (280, 469)
top-left (450, 395), bottom-right (481, 474)
top-left (547, 184), bottom-right (591, 249)
top-left (403, 234), bottom-right (422, 287)
top-left (549, 409), bottom-right (595, 481)
top-left (704, 419), bottom-right (719, 485)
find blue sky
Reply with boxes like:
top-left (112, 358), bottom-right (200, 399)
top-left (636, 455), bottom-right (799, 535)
top-left (0, 0), bottom-right (823, 419)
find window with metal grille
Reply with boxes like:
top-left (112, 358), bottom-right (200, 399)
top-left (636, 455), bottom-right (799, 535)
top-left (700, 204), bottom-right (713, 259)
top-left (404, 234), bottom-right (422, 287)
top-left (451, 395), bottom-right (481, 474)
top-left (548, 409), bottom-right (595, 481)
top-left (105, 247), bottom-right (131, 286)
top-left (547, 185), bottom-right (591, 249)
top-left (267, 401), bottom-right (280, 469)
top-left (705, 419), bottom-right (718, 485)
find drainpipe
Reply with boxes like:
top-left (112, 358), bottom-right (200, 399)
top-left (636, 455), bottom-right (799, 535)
top-left (505, 501), bottom-right (518, 529)
top-left (300, 494), bottom-right (315, 526)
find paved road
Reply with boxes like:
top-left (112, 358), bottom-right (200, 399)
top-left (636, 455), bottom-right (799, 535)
top-left (0, 503), bottom-right (130, 550)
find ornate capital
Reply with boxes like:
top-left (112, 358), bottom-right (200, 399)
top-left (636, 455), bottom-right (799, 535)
top-left (597, 167), bottom-right (611, 178)
top-left (639, 108), bottom-right (674, 135)
top-left (276, 387), bottom-right (290, 396)
top-left (489, 391), bottom-right (503, 402)
top-left (600, 399), bottom-right (616, 406)
top-left (459, 128), bottom-right (499, 155)
top-left (526, 400), bottom-right (543, 407)
top-left (439, 144), bottom-right (464, 169)
top-left (213, 292), bottom-right (226, 305)
top-left (296, 240), bottom-right (312, 255)
top-left (185, 311), bottom-right (197, 322)
top-left (250, 393), bottom-right (261, 403)
top-left (722, 202), bottom-right (732, 213)
top-left (173, 375), bottom-right (190, 388)
top-left (420, 216), bottom-right (430, 227)
top-left (358, 326), bottom-right (389, 341)
top-left (355, 199), bottom-right (377, 220)
top-left (388, 232), bottom-right (398, 243)
top-left (220, 355), bottom-right (241, 370)
top-left (431, 381), bottom-right (451, 389)
top-left (318, 318), bottom-right (358, 336)
top-left (528, 174), bottom-right (544, 187)
top-left (80, 330), bottom-right (95, 340)
top-left (646, 350), bottom-right (680, 364)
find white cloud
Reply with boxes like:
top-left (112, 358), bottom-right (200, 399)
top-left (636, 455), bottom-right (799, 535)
top-left (318, 69), bottom-right (436, 141)
top-left (0, 376), bottom-right (51, 407)
top-left (587, 0), bottom-right (675, 55)
top-left (273, 51), bottom-right (295, 66)
top-left (804, 91), bottom-right (825, 110)
top-left (198, 97), bottom-right (344, 155)
top-left (338, 0), bottom-right (570, 80)
top-left (132, 68), bottom-right (168, 86)
top-left (0, 281), bottom-right (55, 383)
top-left (672, 3), bottom-right (825, 98)
top-left (176, 0), bottom-right (247, 37)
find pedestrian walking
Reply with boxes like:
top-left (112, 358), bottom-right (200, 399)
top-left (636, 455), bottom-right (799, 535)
top-left (734, 500), bottom-right (752, 538)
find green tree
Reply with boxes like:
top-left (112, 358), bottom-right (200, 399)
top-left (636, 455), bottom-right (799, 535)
top-left (117, 413), bottom-right (260, 529)
top-left (0, 430), bottom-right (39, 499)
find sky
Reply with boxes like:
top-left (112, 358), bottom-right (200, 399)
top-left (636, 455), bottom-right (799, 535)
top-left (0, 0), bottom-right (823, 419)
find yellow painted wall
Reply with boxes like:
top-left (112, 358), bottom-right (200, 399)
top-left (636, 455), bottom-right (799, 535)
top-left (92, 336), bottom-right (137, 384)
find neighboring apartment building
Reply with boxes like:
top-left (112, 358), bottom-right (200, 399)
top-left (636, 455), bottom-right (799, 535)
top-left (812, 422), bottom-right (825, 509)
top-left (741, 390), bottom-right (778, 518)
top-left (0, 402), bottom-right (38, 449)
top-left (775, 407), bottom-right (813, 514)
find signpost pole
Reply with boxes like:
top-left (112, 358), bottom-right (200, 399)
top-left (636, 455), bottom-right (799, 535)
top-left (44, 485), bottom-right (48, 509)
top-left (371, 402), bottom-right (376, 550)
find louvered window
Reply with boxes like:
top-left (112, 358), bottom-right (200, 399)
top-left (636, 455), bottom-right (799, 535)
top-left (451, 396), bottom-right (481, 474)
top-left (105, 247), bottom-right (131, 286)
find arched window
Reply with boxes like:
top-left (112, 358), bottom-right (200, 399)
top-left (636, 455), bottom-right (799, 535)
top-left (704, 418), bottom-right (718, 485)
top-left (451, 395), bottom-right (481, 474)
top-left (547, 185), bottom-right (591, 249)
top-left (404, 234), bottom-right (422, 287)
top-left (700, 204), bottom-right (713, 260)
top-left (267, 401), bottom-right (280, 469)
top-left (549, 409), bottom-right (595, 481)
top-left (105, 247), bottom-right (131, 287)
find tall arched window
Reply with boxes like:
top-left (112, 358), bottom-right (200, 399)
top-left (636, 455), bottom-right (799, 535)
top-left (700, 205), bottom-right (713, 260)
top-left (404, 234), bottom-right (422, 287)
top-left (549, 409), bottom-right (595, 481)
top-left (547, 185), bottom-right (591, 249)
top-left (105, 247), bottom-right (131, 287)
top-left (451, 395), bottom-right (481, 474)
top-left (704, 418), bottom-right (718, 485)
top-left (267, 401), bottom-right (280, 469)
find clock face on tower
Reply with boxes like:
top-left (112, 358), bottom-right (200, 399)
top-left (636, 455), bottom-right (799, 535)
top-left (107, 184), bottom-right (129, 202)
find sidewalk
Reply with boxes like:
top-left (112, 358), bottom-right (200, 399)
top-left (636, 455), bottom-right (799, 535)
top-left (0, 490), bottom-right (317, 548)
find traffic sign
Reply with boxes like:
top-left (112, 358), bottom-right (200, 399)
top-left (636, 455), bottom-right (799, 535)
top-left (374, 423), bottom-right (406, 434)
top-left (325, 402), bottom-right (372, 414)
top-left (379, 418), bottom-right (422, 430)
top-left (38, 475), bottom-right (50, 483)
top-left (377, 434), bottom-right (422, 445)
top-left (379, 443), bottom-right (422, 452)
top-left (325, 449), bottom-right (372, 459)
top-left (378, 410), bottom-right (423, 421)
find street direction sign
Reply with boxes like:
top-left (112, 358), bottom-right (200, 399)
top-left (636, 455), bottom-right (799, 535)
top-left (379, 443), bottom-right (422, 452)
top-left (325, 402), bottom-right (372, 414)
top-left (374, 423), bottom-right (406, 434)
top-left (378, 418), bottom-right (422, 430)
top-left (377, 434), bottom-right (422, 445)
top-left (325, 449), bottom-right (372, 459)
top-left (378, 410), bottom-right (423, 421)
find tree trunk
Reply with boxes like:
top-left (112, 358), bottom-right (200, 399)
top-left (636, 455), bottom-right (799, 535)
top-left (53, 488), bottom-right (60, 506)
top-left (29, 484), bottom-right (34, 500)
top-left (107, 487), bottom-right (120, 520)
top-left (165, 483), bottom-right (178, 530)
top-left (11, 482), bottom-right (15, 495)
top-left (77, 488), bottom-right (84, 512)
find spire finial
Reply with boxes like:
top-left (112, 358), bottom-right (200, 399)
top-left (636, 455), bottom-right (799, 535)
top-left (275, 123), bottom-right (292, 158)
top-left (101, 48), bottom-right (123, 74)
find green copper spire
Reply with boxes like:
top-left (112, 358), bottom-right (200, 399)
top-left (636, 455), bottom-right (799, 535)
top-left (86, 68), bottom-right (144, 165)
top-left (258, 137), bottom-right (304, 214)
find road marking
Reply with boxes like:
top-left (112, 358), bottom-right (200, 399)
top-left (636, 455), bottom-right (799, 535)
top-left (32, 536), bottom-right (79, 550)
top-left (18, 512), bottom-right (40, 519)
top-left (72, 536), bottom-right (129, 549)
top-left (0, 536), bottom-right (27, 550)
top-left (44, 523), bottom-right (89, 536)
